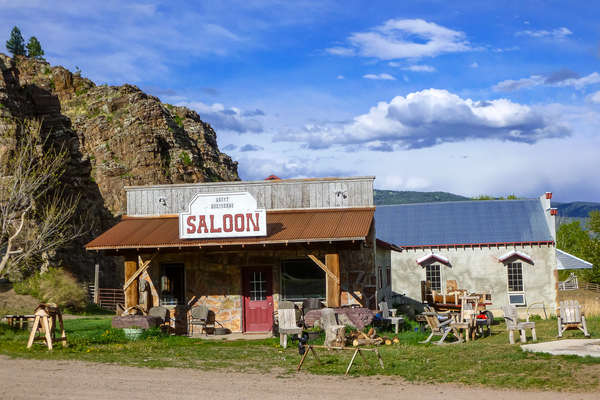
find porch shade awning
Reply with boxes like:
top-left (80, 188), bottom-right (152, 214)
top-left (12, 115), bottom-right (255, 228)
top-left (85, 207), bottom-right (375, 250)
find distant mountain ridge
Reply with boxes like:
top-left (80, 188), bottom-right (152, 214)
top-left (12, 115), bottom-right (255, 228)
top-left (373, 189), bottom-right (600, 219)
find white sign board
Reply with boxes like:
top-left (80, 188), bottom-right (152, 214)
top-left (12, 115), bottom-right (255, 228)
top-left (179, 192), bottom-right (267, 239)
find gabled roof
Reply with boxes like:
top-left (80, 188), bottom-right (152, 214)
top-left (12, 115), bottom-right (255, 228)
top-left (556, 249), bottom-right (593, 270)
top-left (498, 250), bottom-right (534, 265)
top-left (375, 199), bottom-right (553, 247)
top-left (86, 207), bottom-right (374, 250)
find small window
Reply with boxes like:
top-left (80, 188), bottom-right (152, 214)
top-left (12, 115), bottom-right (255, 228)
top-left (249, 270), bottom-right (267, 301)
top-left (507, 262), bottom-right (523, 292)
top-left (508, 293), bottom-right (526, 306)
top-left (425, 264), bottom-right (442, 291)
top-left (378, 267), bottom-right (383, 289)
top-left (160, 263), bottom-right (185, 306)
top-left (281, 259), bottom-right (325, 301)
top-left (386, 267), bottom-right (391, 288)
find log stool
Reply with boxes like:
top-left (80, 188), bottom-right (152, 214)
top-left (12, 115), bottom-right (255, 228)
top-left (27, 303), bottom-right (67, 350)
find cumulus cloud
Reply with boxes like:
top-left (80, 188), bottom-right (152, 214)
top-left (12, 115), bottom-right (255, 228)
top-left (494, 71), bottom-right (600, 91)
top-left (240, 144), bottom-right (264, 152)
top-left (587, 91), bottom-right (600, 103)
top-left (516, 27), bottom-right (572, 40)
top-left (326, 19), bottom-right (472, 60)
top-left (275, 89), bottom-right (570, 149)
top-left (363, 73), bottom-right (396, 80)
top-left (183, 101), bottom-right (264, 133)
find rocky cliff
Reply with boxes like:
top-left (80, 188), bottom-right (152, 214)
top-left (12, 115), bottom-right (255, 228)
top-left (0, 54), bottom-right (239, 285)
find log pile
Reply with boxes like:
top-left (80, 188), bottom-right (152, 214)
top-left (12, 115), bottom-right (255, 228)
top-left (345, 327), bottom-right (401, 347)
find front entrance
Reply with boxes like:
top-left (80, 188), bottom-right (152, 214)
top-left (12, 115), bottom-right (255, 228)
top-left (242, 267), bottom-right (273, 332)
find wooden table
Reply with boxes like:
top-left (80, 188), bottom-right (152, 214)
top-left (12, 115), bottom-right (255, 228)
top-left (4, 315), bottom-right (35, 329)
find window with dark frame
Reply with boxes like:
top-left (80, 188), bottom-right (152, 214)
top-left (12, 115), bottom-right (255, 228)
top-left (425, 264), bottom-right (442, 291)
top-left (507, 262), bottom-right (524, 292)
top-left (281, 259), bottom-right (325, 301)
top-left (378, 267), bottom-right (383, 289)
top-left (386, 267), bottom-right (391, 288)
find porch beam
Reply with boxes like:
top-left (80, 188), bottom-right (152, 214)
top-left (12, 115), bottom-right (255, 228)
top-left (325, 254), bottom-right (341, 308)
top-left (307, 255), bottom-right (340, 284)
top-left (122, 253), bottom-right (157, 292)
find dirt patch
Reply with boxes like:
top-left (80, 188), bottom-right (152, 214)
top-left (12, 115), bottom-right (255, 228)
top-left (0, 356), bottom-right (598, 400)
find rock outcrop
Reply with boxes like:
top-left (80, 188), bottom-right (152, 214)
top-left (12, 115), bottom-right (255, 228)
top-left (0, 54), bottom-right (239, 285)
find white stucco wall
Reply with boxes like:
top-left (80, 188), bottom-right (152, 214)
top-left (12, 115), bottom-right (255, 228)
top-left (388, 244), bottom-right (558, 316)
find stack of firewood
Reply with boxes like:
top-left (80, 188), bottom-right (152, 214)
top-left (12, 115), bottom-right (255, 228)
top-left (346, 327), bottom-right (401, 347)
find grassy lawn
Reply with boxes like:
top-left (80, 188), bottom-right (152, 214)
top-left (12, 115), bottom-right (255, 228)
top-left (1, 316), bottom-right (599, 391)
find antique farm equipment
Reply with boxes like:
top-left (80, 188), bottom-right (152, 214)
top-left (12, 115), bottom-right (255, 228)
top-left (26, 303), bottom-right (67, 350)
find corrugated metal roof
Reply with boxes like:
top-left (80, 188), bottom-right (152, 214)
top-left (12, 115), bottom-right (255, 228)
top-left (375, 199), bottom-right (553, 247)
top-left (86, 208), bottom-right (374, 250)
top-left (556, 249), bottom-right (593, 270)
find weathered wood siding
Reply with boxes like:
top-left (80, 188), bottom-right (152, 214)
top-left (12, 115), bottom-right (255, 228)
top-left (125, 177), bottom-right (374, 216)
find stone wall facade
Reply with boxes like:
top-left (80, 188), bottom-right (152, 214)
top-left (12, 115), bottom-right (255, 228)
top-left (139, 239), bottom-right (376, 334)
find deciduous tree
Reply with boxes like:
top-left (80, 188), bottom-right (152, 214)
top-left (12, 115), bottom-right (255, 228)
top-left (0, 120), bottom-right (86, 278)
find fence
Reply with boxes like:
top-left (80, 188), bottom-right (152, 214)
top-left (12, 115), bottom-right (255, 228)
top-left (87, 284), bottom-right (124, 311)
top-left (581, 282), bottom-right (600, 293)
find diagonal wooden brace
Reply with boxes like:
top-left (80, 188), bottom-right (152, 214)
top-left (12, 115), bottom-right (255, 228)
top-left (307, 255), bottom-right (340, 284)
top-left (123, 253), bottom-right (158, 291)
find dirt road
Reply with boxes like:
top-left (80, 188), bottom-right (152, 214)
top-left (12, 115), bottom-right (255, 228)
top-left (0, 356), bottom-right (595, 400)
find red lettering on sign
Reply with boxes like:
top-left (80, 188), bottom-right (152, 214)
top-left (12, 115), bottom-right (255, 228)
top-left (197, 215), bottom-right (208, 233)
top-left (186, 216), bottom-right (196, 234)
top-left (223, 214), bottom-right (233, 232)
top-left (234, 214), bottom-right (245, 232)
top-left (210, 215), bottom-right (222, 233)
top-left (246, 212), bottom-right (260, 232)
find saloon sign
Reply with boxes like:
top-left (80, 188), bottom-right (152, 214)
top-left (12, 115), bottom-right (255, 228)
top-left (179, 192), bottom-right (267, 239)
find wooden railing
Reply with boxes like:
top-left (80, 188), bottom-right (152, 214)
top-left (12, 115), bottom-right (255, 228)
top-left (581, 282), bottom-right (600, 293)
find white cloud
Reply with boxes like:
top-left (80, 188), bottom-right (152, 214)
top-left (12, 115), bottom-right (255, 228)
top-left (402, 64), bottom-right (436, 72)
top-left (363, 73), bottom-right (396, 80)
top-left (470, 62), bottom-right (479, 68)
top-left (174, 100), bottom-right (264, 133)
top-left (516, 27), bottom-right (572, 40)
top-left (494, 71), bottom-right (600, 91)
top-left (587, 91), bottom-right (600, 103)
top-left (336, 75), bottom-right (345, 80)
top-left (326, 18), bottom-right (472, 60)
top-left (275, 89), bottom-right (569, 149)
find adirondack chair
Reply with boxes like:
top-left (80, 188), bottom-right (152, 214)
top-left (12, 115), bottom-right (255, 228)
top-left (502, 305), bottom-right (536, 344)
top-left (419, 307), bottom-right (459, 345)
top-left (557, 300), bottom-right (590, 338)
top-left (320, 308), bottom-right (346, 348)
top-left (278, 301), bottom-right (303, 349)
top-left (378, 301), bottom-right (404, 333)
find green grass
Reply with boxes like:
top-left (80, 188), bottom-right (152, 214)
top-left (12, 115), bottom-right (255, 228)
top-left (1, 317), bottom-right (599, 391)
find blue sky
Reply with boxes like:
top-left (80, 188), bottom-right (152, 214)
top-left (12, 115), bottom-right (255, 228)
top-left (2, 0), bottom-right (600, 201)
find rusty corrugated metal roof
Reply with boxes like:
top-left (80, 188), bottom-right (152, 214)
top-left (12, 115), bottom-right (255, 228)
top-left (86, 208), bottom-right (374, 250)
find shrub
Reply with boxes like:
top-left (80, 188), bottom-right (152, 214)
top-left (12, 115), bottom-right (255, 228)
top-left (13, 268), bottom-right (87, 311)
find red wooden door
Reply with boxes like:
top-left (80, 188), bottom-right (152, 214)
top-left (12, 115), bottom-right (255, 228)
top-left (243, 267), bottom-right (273, 332)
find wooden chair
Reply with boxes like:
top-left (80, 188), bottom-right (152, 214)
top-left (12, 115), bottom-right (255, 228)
top-left (502, 305), bottom-right (536, 344)
top-left (188, 305), bottom-right (215, 336)
top-left (378, 301), bottom-right (404, 334)
top-left (278, 301), bottom-right (302, 349)
top-left (320, 308), bottom-right (346, 348)
top-left (419, 307), bottom-right (459, 345)
top-left (557, 300), bottom-right (590, 338)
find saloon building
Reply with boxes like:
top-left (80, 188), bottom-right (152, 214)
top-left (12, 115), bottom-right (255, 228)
top-left (86, 177), bottom-right (379, 334)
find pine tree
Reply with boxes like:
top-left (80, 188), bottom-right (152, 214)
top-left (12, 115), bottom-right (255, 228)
top-left (26, 36), bottom-right (44, 59)
top-left (6, 26), bottom-right (26, 56)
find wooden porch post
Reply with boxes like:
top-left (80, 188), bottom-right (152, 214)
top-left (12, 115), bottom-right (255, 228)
top-left (124, 258), bottom-right (139, 308)
top-left (326, 254), bottom-right (341, 308)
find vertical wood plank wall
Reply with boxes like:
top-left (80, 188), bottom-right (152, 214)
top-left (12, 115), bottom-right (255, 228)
top-left (125, 177), bottom-right (374, 216)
